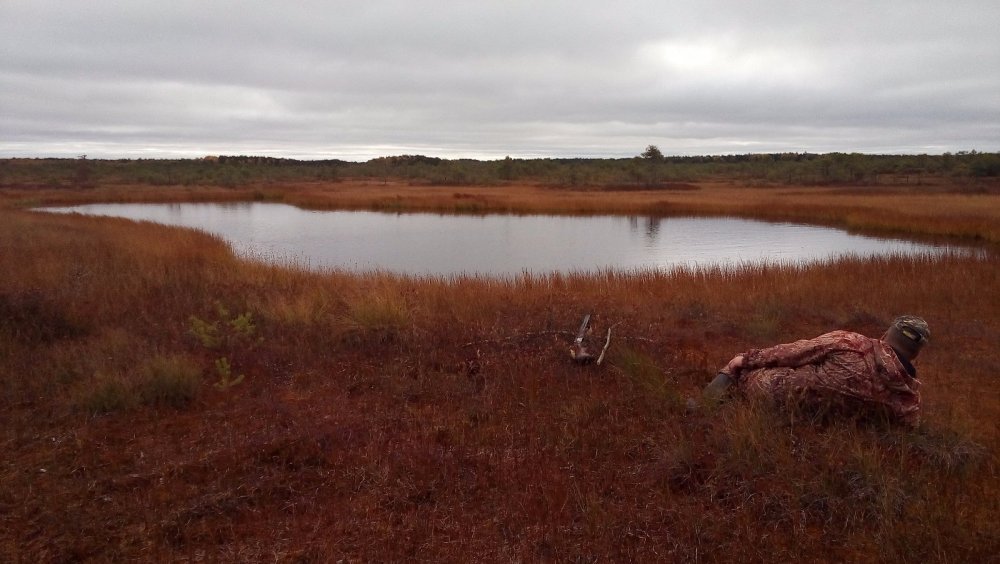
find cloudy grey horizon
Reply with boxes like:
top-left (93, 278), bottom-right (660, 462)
top-left (3, 1), bottom-right (999, 161)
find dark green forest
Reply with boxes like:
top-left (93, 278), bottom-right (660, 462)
top-left (3, 150), bottom-right (999, 189)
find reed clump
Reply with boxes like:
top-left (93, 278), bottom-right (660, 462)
top-left (0, 180), bottom-right (998, 562)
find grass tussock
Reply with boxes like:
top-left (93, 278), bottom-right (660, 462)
top-left (616, 347), bottom-right (685, 413)
top-left (139, 354), bottom-right (203, 408)
top-left (0, 181), bottom-right (998, 562)
top-left (78, 372), bottom-right (136, 415)
top-left (72, 353), bottom-right (203, 414)
top-left (342, 289), bottom-right (410, 333)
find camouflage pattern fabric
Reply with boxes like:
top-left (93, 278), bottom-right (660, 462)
top-left (721, 330), bottom-right (921, 426)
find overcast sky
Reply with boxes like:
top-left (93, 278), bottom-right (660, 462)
top-left (2, 1), bottom-right (999, 160)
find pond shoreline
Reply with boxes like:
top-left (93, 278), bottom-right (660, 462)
top-left (35, 201), bottom-right (980, 278)
top-left (8, 179), bottom-right (1000, 245)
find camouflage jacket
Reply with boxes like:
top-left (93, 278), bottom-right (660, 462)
top-left (721, 330), bottom-right (921, 426)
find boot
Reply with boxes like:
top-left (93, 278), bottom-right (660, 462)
top-left (703, 372), bottom-right (733, 404)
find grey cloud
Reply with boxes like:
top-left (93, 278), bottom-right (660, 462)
top-left (2, 1), bottom-right (998, 159)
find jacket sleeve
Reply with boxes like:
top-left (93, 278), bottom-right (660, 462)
top-left (726, 331), bottom-right (851, 378)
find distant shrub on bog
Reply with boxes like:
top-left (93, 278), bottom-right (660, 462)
top-left (139, 354), bottom-right (202, 408)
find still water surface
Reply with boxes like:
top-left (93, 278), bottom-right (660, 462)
top-left (40, 202), bottom-right (970, 277)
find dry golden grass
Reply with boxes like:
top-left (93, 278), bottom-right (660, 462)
top-left (284, 179), bottom-right (1000, 243)
top-left (5, 176), bottom-right (1000, 242)
top-left (1, 179), bottom-right (998, 561)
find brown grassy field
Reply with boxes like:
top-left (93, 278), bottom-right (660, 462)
top-left (1, 179), bottom-right (998, 561)
top-left (5, 176), bottom-right (1000, 242)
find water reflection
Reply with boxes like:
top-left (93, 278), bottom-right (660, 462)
top-left (38, 203), bottom-right (978, 278)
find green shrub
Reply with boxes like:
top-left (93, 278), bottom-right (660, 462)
top-left (139, 354), bottom-right (202, 408)
top-left (187, 302), bottom-right (258, 350)
top-left (187, 314), bottom-right (221, 348)
top-left (79, 374), bottom-right (136, 415)
top-left (213, 356), bottom-right (244, 390)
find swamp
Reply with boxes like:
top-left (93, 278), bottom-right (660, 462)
top-left (1, 155), bottom-right (998, 561)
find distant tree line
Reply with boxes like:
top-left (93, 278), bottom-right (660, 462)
top-left (2, 149), bottom-right (998, 189)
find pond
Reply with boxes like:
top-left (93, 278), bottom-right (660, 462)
top-left (39, 202), bottom-right (975, 277)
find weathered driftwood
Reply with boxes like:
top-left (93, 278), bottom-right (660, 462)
top-left (595, 323), bottom-right (619, 366)
top-left (569, 313), bottom-right (594, 363)
top-left (570, 316), bottom-right (619, 365)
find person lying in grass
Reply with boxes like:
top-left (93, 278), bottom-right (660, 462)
top-left (704, 316), bottom-right (930, 426)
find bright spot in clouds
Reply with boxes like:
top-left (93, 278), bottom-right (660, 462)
top-left (640, 37), bottom-right (822, 86)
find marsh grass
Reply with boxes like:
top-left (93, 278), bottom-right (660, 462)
top-left (339, 289), bottom-right (411, 342)
top-left (1, 181), bottom-right (998, 561)
top-left (615, 347), bottom-right (685, 413)
top-left (139, 354), bottom-right (202, 408)
top-left (78, 372), bottom-right (136, 414)
top-left (71, 352), bottom-right (204, 414)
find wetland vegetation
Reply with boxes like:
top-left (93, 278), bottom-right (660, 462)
top-left (1, 154), bottom-right (998, 561)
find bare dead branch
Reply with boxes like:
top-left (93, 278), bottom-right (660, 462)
top-left (596, 323), bottom-right (620, 365)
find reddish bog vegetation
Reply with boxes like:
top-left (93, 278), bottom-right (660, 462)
top-left (1, 187), bottom-right (998, 561)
